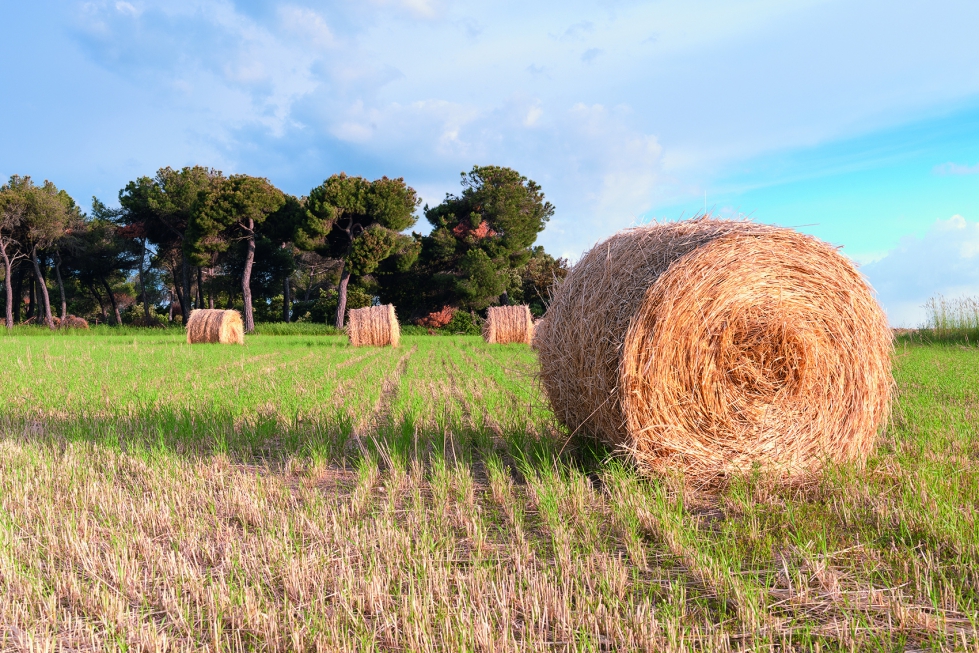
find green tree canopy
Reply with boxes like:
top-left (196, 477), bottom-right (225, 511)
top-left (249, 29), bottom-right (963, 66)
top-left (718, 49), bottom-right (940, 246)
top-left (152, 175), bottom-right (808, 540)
top-left (0, 176), bottom-right (30, 329)
top-left (186, 174), bottom-right (287, 332)
top-left (118, 166), bottom-right (224, 321)
top-left (65, 217), bottom-right (138, 325)
top-left (307, 173), bottom-right (419, 328)
top-left (3, 176), bottom-right (78, 328)
top-left (382, 165), bottom-right (554, 318)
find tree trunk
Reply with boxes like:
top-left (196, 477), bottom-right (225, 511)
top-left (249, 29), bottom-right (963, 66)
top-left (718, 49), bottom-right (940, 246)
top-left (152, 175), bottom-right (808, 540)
top-left (54, 253), bottom-right (67, 321)
top-left (180, 253), bottom-right (191, 323)
top-left (500, 291), bottom-right (510, 306)
top-left (335, 264), bottom-right (350, 329)
top-left (26, 269), bottom-right (35, 320)
top-left (169, 290), bottom-right (175, 322)
top-left (242, 221), bottom-right (256, 333)
top-left (101, 277), bottom-right (122, 326)
top-left (197, 267), bottom-right (204, 309)
top-left (283, 276), bottom-right (291, 323)
top-left (31, 250), bottom-right (54, 329)
top-left (139, 238), bottom-right (151, 324)
top-left (335, 218), bottom-right (357, 330)
top-left (1, 243), bottom-right (13, 330)
top-left (12, 264), bottom-right (22, 323)
top-left (208, 287), bottom-right (214, 310)
top-left (171, 270), bottom-right (184, 318)
top-left (226, 289), bottom-right (235, 310)
top-left (88, 282), bottom-right (107, 323)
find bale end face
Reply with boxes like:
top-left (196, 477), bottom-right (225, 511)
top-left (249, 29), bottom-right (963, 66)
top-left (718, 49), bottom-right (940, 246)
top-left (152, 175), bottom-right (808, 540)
top-left (186, 309), bottom-right (244, 345)
top-left (535, 219), bottom-right (892, 484)
top-left (483, 305), bottom-right (534, 344)
top-left (348, 304), bottom-right (400, 347)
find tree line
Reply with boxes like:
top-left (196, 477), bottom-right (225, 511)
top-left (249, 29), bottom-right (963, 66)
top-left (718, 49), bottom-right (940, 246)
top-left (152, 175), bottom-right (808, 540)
top-left (0, 165), bottom-right (568, 332)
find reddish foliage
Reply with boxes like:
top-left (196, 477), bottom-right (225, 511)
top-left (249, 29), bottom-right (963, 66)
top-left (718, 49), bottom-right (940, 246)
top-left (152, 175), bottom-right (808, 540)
top-left (416, 306), bottom-right (456, 328)
top-left (116, 223), bottom-right (147, 239)
top-left (452, 220), bottom-right (496, 240)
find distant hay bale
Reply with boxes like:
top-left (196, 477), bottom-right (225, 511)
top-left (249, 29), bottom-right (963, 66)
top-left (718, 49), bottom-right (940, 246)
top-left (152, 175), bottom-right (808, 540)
top-left (534, 218), bottom-right (893, 483)
top-left (60, 315), bottom-right (89, 330)
top-left (186, 309), bottom-right (244, 345)
top-left (483, 305), bottom-right (534, 344)
top-left (348, 304), bottom-right (400, 347)
top-left (531, 317), bottom-right (546, 349)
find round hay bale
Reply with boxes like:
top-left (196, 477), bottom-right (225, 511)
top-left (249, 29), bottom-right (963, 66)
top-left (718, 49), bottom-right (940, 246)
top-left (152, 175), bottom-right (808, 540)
top-left (483, 305), bottom-right (534, 344)
top-left (60, 315), bottom-right (89, 330)
top-left (348, 304), bottom-right (400, 347)
top-left (186, 309), bottom-right (244, 345)
top-left (535, 218), bottom-right (892, 482)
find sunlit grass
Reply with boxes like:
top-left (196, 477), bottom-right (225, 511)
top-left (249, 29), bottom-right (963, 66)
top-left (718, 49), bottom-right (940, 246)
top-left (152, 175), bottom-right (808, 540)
top-left (0, 333), bottom-right (976, 650)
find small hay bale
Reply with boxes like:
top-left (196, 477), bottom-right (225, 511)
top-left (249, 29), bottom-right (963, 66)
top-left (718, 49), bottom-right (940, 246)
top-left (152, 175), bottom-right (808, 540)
top-left (348, 304), bottom-right (400, 347)
top-left (186, 309), bottom-right (244, 345)
top-left (483, 305), bottom-right (534, 344)
top-left (60, 315), bottom-right (89, 330)
top-left (534, 218), bottom-right (892, 483)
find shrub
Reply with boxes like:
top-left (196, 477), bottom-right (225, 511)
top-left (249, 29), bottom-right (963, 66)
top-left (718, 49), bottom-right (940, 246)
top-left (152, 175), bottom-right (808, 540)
top-left (443, 309), bottom-right (481, 335)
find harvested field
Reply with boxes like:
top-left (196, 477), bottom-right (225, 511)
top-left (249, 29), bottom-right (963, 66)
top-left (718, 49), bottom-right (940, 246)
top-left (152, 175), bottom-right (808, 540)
top-left (0, 329), bottom-right (976, 651)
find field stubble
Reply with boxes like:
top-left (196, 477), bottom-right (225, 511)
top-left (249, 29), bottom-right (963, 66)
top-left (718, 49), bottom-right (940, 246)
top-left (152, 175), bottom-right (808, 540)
top-left (0, 332), bottom-right (976, 651)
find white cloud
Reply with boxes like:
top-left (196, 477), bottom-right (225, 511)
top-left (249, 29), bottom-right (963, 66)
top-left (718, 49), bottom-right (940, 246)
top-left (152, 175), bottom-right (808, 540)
top-left (523, 101), bottom-right (543, 127)
top-left (114, 2), bottom-right (138, 16)
top-left (862, 215), bottom-right (979, 327)
top-left (73, 0), bottom-right (336, 135)
top-left (279, 5), bottom-right (336, 50)
top-left (362, 0), bottom-right (445, 19)
top-left (934, 162), bottom-right (979, 175)
top-left (565, 104), bottom-right (664, 225)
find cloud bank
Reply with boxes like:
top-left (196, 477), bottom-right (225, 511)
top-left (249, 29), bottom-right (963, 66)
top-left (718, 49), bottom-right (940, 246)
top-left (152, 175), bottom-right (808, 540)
top-left (862, 215), bottom-right (979, 327)
top-left (3, 0), bottom-right (979, 262)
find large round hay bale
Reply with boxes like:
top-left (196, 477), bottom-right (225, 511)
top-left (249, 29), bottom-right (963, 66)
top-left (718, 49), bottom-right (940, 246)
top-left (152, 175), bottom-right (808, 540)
top-left (348, 304), bottom-right (400, 347)
top-left (535, 218), bottom-right (892, 482)
top-left (186, 309), bottom-right (244, 345)
top-left (484, 305), bottom-right (534, 344)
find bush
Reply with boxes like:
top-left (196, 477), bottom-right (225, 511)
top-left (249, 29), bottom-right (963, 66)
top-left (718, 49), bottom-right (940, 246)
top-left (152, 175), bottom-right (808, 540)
top-left (293, 287), bottom-right (374, 324)
top-left (442, 309), bottom-right (481, 335)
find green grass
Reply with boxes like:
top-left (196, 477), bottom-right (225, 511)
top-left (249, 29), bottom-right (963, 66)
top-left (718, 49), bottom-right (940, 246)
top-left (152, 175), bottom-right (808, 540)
top-left (902, 295), bottom-right (979, 345)
top-left (0, 332), bottom-right (976, 651)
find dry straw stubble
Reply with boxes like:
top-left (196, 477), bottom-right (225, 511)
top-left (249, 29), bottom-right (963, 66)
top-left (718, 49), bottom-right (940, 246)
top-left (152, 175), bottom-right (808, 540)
top-left (186, 309), bottom-right (245, 345)
top-left (348, 304), bottom-right (400, 347)
top-left (535, 218), bottom-right (893, 483)
top-left (484, 305), bottom-right (534, 344)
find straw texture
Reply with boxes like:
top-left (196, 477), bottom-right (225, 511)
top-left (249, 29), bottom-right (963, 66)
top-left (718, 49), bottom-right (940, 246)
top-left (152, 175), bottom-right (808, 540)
top-left (535, 218), bottom-right (893, 482)
top-left (60, 315), bottom-right (89, 329)
top-left (484, 305), bottom-right (534, 345)
top-left (186, 309), bottom-right (244, 345)
top-left (348, 304), bottom-right (400, 347)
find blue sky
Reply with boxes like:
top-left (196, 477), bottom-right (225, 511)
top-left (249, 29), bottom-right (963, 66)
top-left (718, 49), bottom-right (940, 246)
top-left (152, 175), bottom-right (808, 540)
top-left (2, 0), bottom-right (978, 325)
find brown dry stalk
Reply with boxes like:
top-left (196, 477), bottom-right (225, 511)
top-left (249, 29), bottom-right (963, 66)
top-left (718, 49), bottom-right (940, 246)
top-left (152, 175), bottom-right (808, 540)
top-left (186, 309), bottom-right (244, 345)
top-left (347, 304), bottom-right (400, 347)
top-left (535, 218), bottom-right (893, 483)
top-left (484, 305), bottom-right (534, 345)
